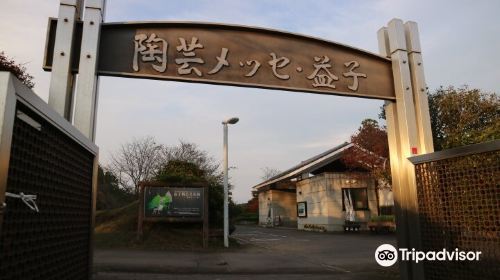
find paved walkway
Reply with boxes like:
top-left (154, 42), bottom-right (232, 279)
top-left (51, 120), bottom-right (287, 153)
top-left (232, 225), bottom-right (397, 269)
top-left (93, 225), bottom-right (399, 279)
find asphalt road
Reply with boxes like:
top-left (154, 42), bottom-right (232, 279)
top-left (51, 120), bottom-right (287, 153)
top-left (93, 225), bottom-right (399, 280)
top-left (232, 225), bottom-right (398, 269)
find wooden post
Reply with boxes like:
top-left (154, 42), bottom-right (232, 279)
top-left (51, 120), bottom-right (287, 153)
top-left (48, 0), bottom-right (83, 120)
top-left (203, 186), bottom-right (209, 248)
top-left (73, 0), bottom-right (106, 141)
top-left (379, 18), bottom-right (426, 279)
top-left (137, 183), bottom-right (144, 241)
top-left (378, 27), bottom-right (410, 280)
top-left (405, 21), bottom-right (434, 154)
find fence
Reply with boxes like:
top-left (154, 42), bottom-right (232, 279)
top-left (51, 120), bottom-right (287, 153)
top-left (409, 140), bottom-right (500, 280)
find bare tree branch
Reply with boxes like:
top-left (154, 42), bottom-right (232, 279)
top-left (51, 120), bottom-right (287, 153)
top-left (260, 167), bottom-right (282, 181)
top-left (109, 136), bottom-right (162, 195)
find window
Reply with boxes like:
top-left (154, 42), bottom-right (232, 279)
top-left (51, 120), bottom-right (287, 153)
top-left (342, 188), bottom-right (369, 211)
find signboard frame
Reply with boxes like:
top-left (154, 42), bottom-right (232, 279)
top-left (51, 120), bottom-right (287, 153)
top-left (297, 201), bottom-right (307, 218)
top-left (137, 181), bottom-right (209, 248)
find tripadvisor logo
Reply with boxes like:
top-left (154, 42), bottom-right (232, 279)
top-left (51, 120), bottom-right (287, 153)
top-left (375, 244), bottom-right (398, 267)
top-left (375, 244), bottom-right (482, 267)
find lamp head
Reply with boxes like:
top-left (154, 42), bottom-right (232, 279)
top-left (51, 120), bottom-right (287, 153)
top-left (222, 117), bottom-right (239, 125)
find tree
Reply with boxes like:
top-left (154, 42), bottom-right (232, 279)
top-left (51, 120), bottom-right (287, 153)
top-left (96, 165), bottom-right (134, 210)
top-left (156, 159), bottom-right (209, 183)
top-left (342, 119), bottom-right (390, 184)
top-left (245, 196), bottom-right (259, 213)
top-left (260, 167), bottom-right (281, 181)
top-left (379, 86), bottom-right (499, 151)
top-left (109, 139), bottom-right (235, 227)
top-left (429, 86), bottom-right (499, 150)
top-left (154, 142), bottom-right (231, 227)
top-left (159, 141), bottom-right (220, 182)
top-left (342, 119), bottom-right (390, 216)
top-left (0, 52), bottom-right (34, 88)
top-left (109, 136), bottom-right (162, 195)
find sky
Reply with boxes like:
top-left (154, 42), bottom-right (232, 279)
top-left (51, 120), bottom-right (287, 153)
top-left (1, 0), bottom-right (499, 203)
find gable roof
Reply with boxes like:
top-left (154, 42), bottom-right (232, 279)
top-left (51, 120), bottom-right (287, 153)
top-left (252, 142), bottom-right (353, 190)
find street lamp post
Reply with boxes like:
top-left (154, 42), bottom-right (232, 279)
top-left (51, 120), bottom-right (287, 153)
top-left (222, 117), bottom-right (239, 248)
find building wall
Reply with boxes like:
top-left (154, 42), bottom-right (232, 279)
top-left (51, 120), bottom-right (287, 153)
top-left (258, 190), bottom-right (297, 227)
top-left (258, 191), bottom-right (271, 225)
top-left (296, 173), bottom-right (379, 232)
top-left (296, 175), bottom-right (330, 230)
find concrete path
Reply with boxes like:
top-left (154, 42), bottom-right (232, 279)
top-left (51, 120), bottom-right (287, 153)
top-left (232, 225), bottom-right (397, 269)
top-left (93, 225), bottom-right (399, 279)
top-left (94, 249), bottom-right (332, 274)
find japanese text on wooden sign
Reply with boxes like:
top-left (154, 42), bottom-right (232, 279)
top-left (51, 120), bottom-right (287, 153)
top-left (44, 21), bottom-right (395, 100)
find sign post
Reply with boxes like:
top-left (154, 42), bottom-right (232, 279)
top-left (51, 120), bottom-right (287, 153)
top-left (48, 0), bottom-right (83, 120)
top-left (137, 182), bottom-right (209, 248)
top-left (73, 0), bottom-right (105, 141)
top-left (378, 19), bottom-right (434, 280)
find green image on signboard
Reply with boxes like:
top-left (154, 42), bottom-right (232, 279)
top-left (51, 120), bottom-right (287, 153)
top-left (147, 191), bottom-right (173, 214)
top-left (144, 186), bottom-right (204, 218)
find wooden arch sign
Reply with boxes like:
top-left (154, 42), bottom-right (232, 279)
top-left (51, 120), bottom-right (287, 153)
top-left (44, 21), bottom-right (394, 100)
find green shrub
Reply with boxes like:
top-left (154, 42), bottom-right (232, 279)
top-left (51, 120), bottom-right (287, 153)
top-left (371, 215), bottom-right (395, 222)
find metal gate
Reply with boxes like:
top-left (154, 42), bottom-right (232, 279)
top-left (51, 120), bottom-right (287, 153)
top-left (0, 73), bottom-right (98, 280)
